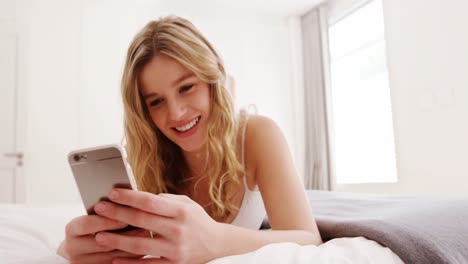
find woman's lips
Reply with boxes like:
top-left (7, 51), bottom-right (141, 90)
top-left (172, 116), bottom-right (201, 138)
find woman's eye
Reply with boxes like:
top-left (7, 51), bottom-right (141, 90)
top-left (150, 98), bottom-right (162, 107)
top-left (180, 84), bottom-right (194, 93)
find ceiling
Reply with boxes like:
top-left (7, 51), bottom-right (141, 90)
top-left (80, 0), bottom-right (327, 18)
top-left (213, 0), bottom-right (326, 17)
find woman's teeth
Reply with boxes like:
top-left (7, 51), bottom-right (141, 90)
top-left (175, 117), bottom-right (200, 132)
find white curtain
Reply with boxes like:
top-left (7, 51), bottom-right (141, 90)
top-left (301, 5), bottom-right (335, 190)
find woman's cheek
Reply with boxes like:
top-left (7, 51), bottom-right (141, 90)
top-left (150, 114), bottom-right (164, 132)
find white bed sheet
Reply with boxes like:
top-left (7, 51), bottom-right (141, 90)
top-left (0, 204), bottom-right (403, 264)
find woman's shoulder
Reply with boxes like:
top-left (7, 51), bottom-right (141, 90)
top-left (237, 106), bottom-right (279, 132)
top-left (242, 113), bottom-right (284, 161)
top-left (245, 114), bottom-right (278, 130)
top-left (242, 113), bottom-right (281, 138)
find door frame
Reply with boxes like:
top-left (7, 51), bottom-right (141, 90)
top-left (1, 19), bottom-right (26, 203)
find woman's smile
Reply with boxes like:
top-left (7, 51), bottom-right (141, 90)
top-left (172, 115), bottom-right (202, 138)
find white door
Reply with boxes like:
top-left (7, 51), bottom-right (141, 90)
top-left (0, 33), bottom-right (22, 203)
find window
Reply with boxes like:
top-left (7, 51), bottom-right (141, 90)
top-left (328, 0), bottom-right (397, 184)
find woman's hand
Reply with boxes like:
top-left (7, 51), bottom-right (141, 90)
top-left (93, 188), bottom-right (224, 264)
top-left (57, 214), bottom-right (147, 264)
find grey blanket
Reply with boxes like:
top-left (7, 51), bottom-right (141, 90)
top-left (261, 190), bottom-right (468, 264)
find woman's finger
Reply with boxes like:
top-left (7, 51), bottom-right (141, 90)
top-left (113, 256), bottom-right (171, 264)
top-left (64, 234), bottom-right (114, 257)
top-left (94, 231), bottom-right (172, 258)
top-left (120, 228), bottom-right (152, 238)
top-left (94, 201), bottom-right (178, 239)
top-left (76, 249), bottom-right (144, 264)
top-left (106, 188), bottom-right (186, 218)
top-left (65, 229), bottom-right (150, 257)
top-left (66, 215), bottom-right (129, 237)
top-left (158, 193), bottom-right (192, 203)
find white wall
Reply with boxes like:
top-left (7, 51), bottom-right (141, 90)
top-left (1, 0), bottom-right (82, 204)
top-left (334, 0), bottom-right (468, 196)
top-left (21, 0), bottom-right (82, 204)
top-left (4, 0), bottom-right (301, 204)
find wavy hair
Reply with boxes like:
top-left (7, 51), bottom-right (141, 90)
top-left (121, 16), bottom-right (245, 222)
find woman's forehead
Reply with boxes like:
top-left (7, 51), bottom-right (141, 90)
top-left (139, 54), bottom-right (194, 95)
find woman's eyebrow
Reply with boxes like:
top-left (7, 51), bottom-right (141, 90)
top-left (143, 92), bottom-right (157, 100)
top-left (142, 72), bottom-right (195, 99)
top-left (172, 72), bottom-right (195, 87)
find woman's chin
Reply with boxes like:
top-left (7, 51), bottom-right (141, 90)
top-left (178, 140), bottom-right (206, 154)
top-left (180, 145), bottom-right (202, 154)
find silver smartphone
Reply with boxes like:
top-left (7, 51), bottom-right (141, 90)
top-left (68, 144), bottom-right (138, 215)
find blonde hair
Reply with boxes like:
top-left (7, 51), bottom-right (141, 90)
top-left (121, 16), bottom-right (245, 222)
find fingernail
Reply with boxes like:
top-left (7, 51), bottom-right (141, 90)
top-left (94, 203), bottom-right (106, 212)
top-left (95, 233), bottom-right (107, 244)
top-left (109, 190), bottom-right (119, 200)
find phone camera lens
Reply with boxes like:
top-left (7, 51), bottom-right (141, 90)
top-left (73, 154), bottom-right (81, 162)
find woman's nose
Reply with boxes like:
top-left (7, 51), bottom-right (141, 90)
top-left (167, 101), bottom-right (187, 121)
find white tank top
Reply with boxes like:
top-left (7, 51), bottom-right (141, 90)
top-left (229, 119), bottom-right (266, 230)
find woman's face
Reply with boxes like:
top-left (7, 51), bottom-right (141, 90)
top-left (139, 54), bottom-right (211, 153)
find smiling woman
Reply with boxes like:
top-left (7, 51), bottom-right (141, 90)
top-left (57, 15), bottom-right (322, 264)
top-left (121, 17), bottom-right (244, 219)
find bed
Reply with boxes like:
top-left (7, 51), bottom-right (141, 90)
top-left (1, 191), bottom-right (467, 264)
top-left (264, 191), bottom-right (468, 264)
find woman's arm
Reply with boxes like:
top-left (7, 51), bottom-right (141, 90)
top-left (216, 115), bottom-right (323, 253)
top-left (211, 223), bottom-right (321, 259)
top-left (208, 115), bottom-right (322, 258)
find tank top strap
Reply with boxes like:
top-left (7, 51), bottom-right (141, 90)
top-left (241, 114), bottom-right (250, 168)
top-left (241, 115), bottom-right (250, 190)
